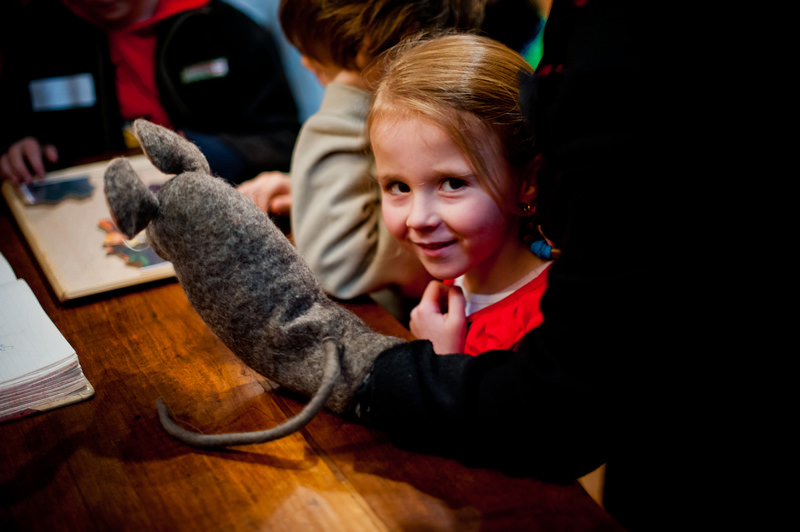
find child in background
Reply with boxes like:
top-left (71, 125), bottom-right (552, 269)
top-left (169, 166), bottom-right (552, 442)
top-left (368, 33), bottom-right (553, 355)
top-left (239, 0), bottom-right (486, 320)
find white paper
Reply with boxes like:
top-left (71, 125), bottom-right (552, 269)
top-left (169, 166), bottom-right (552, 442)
top-left (0, 278), bottom-right (76, 384)
top-left (0, 252), bottom-right (15, 284)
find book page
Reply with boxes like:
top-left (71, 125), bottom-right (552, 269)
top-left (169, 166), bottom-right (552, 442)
top-left (0, 252), bottom-right (14, 284)
top-left (0, 279), bottom-right (76, 384)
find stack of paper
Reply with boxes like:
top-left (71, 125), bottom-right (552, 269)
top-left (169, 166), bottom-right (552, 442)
top-left (0, 252), bottom-right (94, 423)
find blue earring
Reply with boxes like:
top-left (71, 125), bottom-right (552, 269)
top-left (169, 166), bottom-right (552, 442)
top-left (529, 240), bottom-right (554, 260)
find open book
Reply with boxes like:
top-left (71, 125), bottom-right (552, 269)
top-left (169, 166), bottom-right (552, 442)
top-left (0, 252), bottom-right (94, 423)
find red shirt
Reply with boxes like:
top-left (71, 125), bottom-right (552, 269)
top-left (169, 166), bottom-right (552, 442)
top-left (456, 265), bottom-right (551, 356)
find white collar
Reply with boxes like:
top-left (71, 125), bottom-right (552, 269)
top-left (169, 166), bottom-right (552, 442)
top-left (454, 261), bottom-right (551, 316)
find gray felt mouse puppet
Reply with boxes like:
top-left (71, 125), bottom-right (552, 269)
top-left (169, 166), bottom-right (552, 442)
top-left (104, 119), bottom-right (404, 449)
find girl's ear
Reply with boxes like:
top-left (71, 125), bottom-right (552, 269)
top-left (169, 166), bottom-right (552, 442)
top-left (517, 154), bottom-right (542, 211)
top-left (519, 180), bottom-right (537, 209)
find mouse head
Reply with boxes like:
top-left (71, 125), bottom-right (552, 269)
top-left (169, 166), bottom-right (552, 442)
top-left (103, 119), bottom-right (215, 261)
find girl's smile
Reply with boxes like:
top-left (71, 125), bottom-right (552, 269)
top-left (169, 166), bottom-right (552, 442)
top-left (412, 239), bottom-right (457, 254)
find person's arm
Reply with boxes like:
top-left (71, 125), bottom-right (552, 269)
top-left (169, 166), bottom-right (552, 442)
top-left (290, 82), bottom-right (429, 300)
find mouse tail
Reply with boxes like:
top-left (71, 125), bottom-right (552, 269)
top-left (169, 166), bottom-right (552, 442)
top-left (157, 339), bottom-right (341, 449)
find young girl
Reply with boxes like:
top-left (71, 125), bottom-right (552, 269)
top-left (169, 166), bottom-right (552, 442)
top-left (368, 33), bottom-right (554, 355)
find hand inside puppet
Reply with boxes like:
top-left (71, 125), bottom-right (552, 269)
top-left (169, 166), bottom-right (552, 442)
top-left (104, 119), bottom-right (403, 448)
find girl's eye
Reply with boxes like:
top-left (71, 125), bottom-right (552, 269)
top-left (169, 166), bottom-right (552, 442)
top-left (441, 178), bottom-right (467, 192)
top-left (386, 181), bottom-right (411, 194)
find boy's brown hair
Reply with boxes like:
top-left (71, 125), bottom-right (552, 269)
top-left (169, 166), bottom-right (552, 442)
top-left (279, 0), bottom-right (486, 70)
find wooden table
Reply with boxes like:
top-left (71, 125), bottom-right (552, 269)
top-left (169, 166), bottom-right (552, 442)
top-left (0, 199), bottom-right (624, 531)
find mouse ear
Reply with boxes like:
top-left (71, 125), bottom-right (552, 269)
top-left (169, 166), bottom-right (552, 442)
top-left (133, 118), bottom-right (210, 176)
top-left (104, 157), bottom-right (160, 239)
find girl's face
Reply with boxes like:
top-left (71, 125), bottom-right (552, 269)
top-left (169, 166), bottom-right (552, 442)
top-left (372, 114), bottom-right (524, 287)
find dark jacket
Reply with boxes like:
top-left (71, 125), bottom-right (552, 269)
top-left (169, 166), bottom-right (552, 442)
top-left (0, 0), bottom-right (299, 182)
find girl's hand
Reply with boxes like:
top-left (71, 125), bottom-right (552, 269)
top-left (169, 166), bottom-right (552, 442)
top-left (410, 281), bottom-right (467, 355)
top-left (237, 171), bottom-right (292, 216)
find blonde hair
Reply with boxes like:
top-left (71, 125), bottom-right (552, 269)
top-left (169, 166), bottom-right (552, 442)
top-left (367, 33), bottom-right (535, 209)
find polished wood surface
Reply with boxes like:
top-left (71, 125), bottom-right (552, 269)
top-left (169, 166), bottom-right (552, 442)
top-left (0, 199), bottom-right (623, 532)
